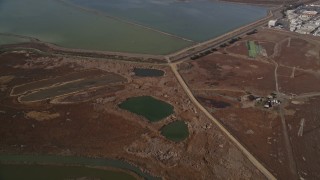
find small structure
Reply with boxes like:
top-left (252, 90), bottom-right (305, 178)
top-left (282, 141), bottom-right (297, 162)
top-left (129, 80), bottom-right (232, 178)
top-left (300, 10), bottom-right (318, 20)
top-left (268, 20), bottom-right (278, 28)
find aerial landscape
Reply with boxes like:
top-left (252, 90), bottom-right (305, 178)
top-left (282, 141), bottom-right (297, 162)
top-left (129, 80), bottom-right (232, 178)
top-left (0, 0), bottom-right (320, 179)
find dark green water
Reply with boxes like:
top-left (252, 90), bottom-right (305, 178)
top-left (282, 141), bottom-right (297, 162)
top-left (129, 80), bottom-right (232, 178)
top-left (0, 154), bottom-right (160, 180)
top-left (161, 121), bottom-right (189, 142)
top-left (133, 68), bottom-right (164, 77)
top-left (119, 96), bottom-right (174, 122)
top-left (0, 164), bottom-right (136, 180)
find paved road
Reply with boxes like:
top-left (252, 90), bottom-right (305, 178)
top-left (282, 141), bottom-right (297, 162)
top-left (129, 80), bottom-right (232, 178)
top-left (167, 6), bottom-right (284, 63)
top-left (169, 63), bottom-right (276, 180)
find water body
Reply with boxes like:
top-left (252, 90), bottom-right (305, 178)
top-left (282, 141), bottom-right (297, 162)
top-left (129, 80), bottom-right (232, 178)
top-left (133, 68), bottom-right (165, 77)
top-left (0, 0), bottom-right (192, 54)
top-left (0, 164), bottom-right (136, 180)
top-left (119, 96), bottom-right (174, 122)
top-left (0, 154), bottom-right (160, 180)
top-left (67, 0), bottom-right (267, 42)
top-left (0, 35), bottom-right (30, 46)
top-left (161, 120), bottom-right (189, 142)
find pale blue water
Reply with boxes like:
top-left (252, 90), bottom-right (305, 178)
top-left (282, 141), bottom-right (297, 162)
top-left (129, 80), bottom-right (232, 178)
top-left (0, 0), bottom-right (192, 54)
top-left (68, 0), bottom-right (267, 42)
top-left (0, 0), bottom-right (267, 54)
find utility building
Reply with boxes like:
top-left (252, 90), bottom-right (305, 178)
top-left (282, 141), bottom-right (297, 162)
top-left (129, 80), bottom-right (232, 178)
top-left (268, 20), bottom-right (278, 28)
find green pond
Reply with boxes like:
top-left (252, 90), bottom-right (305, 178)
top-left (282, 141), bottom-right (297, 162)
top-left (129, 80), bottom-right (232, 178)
top-left (0, 154), bottom-right (160, 180)
top-left (0, 0), bottom-right (192, 55)
top-left (119, 96), bottom-right (174, 122)
top-left (0, 164), bottom-right (136, 180)
top-left (161, 121), bottom-right (189, 142)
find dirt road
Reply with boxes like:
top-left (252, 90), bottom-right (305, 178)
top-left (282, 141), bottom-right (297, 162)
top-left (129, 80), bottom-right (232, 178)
top-left (169, 62), bottom-right (276, 180)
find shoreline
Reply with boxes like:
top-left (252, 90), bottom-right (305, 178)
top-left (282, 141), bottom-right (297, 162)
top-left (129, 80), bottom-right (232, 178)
top-left (216, 0), bottom-right (276, 7)
top-left (0, 154), bottom-right (160, 180)
top-left (1, 163), bottom-right (143, 180)
top-left (0, 0), bottom-right (273, 59)
top-left (166, 4), bottom-right (279, 61)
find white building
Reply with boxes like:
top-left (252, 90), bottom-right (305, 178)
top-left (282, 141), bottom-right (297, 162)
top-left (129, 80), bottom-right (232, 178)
top-left (268, 20), bottom-right (278, 28)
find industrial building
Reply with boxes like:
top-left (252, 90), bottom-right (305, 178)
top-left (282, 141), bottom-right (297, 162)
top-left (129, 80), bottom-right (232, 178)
top-left (284, 4), bottom-right (320, 36)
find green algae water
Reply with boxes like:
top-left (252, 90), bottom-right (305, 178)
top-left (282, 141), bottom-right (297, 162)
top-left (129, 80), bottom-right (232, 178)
top-left (0, 154), bottom-right (160, 180)
top-left (119, 96), bottom-right (174, 122)
top-left (161, 121), bottom-right (189, 142)
top-left (0, 0), bottom-right (192, 54)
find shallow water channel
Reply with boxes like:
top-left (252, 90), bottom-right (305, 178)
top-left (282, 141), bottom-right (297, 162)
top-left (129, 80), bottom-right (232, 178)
top-left (0, 154), bottom-right (160, 180)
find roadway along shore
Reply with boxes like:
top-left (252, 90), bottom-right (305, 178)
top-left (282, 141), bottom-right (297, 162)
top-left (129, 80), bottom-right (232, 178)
top-left (167, 5), bottom-right (283, 63)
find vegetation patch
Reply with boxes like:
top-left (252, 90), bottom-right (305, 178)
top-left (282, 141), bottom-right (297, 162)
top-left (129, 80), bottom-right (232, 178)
top-left (246, 41), bottom-right (261, 58)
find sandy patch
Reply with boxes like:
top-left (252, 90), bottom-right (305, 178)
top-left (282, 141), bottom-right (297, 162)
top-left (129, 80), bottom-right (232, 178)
top-left (25, 111), bottom-right (60, 121)
top-left (0, 75), bottom-right (14, 84)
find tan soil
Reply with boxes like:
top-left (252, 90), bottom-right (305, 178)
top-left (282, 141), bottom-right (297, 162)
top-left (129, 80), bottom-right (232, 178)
top-left (25, 111), bottom-right (60, 121)
top-left (0, 75), bottom-right (14, 84)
